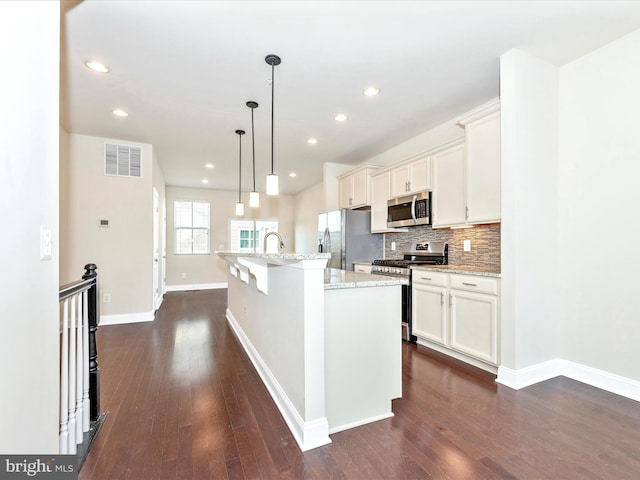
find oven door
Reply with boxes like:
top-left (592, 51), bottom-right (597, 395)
top-left (401, 283), bottom-right (416, 343)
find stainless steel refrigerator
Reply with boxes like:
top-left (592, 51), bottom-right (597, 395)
top-left (318, 209), bottom-right (383, 270)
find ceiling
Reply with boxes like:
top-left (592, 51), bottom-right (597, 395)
top-left (61, 1), bottom-right (640, 196)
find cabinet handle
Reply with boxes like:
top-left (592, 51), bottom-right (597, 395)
top-left (465, 206), bottom-right (470, 220)
top-left (407, 180), bottom-right (411, 192)
top-left (440, 291), bottom-right (444, 305)
top-left (462, 282), bottom-right (477, 287)
top-left (420, 277), bottom-right (432, 281)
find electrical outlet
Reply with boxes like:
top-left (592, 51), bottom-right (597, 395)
top-left (103, 293), bottom-right (111, 303)
top-left (463, 240), bottom-right (471, 252)
top-left (391, 241), bottom-right (396, 251)
top-left (181, 273), bottom-right (187, 279)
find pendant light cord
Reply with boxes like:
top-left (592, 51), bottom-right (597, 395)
top-left (251, 108), bottom-right (256, 191)
top-left (238, 132), bottom-right (242, 202)
top-left (270, 61), bottom-right (275, 175)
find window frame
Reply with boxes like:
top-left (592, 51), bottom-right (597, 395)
top-left (174, 200), bottom-right (211, 255)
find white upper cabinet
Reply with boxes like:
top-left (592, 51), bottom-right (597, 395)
top-left (390, 156), bottom-right (431, 198)
top-left (464, 110), bottom-right (501, 224)
top-left (432, 99), bottom-right (501, 228)
top-left (338, 165), bottom-right (379, 209)
top-left (432, 142), bottom-right (466, 228)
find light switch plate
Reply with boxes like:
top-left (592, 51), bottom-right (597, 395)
top-left (40, 226), bottom-right (52, 261)
top-left (463, 239), bottom-right (471, 252)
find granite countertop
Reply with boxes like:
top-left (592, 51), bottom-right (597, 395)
top-left (411, 264), bottom-right (501, 278)
top-left (324, 268), bottom-right (408, 290)
top-left (216, 251), bottom-right (331, 261)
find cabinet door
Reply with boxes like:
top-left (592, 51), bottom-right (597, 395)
top-left (466, 111), bottom-right (501, 224)
top-left (407, 157), bottom-right (430, 193)
top-left (370, 173), bottom-right (390, 232)
top-left (412, 283), bottom-right (447, 345)
top-left (449, 290), bottom-right (498, 365)
top-left (432, 144), bottom-right (466, 227)
top-left (390, 166), bottom-right (409, 198)
top-left (339, 176), bottom-right (352, 209)
top-left (351, 168), bottom-right (368, 207)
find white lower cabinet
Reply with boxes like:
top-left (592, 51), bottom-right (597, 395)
top-left (450, 289), bottom-right (498, 364)
top-left (411, 271), bottom-right (448, 345)
top-left (412, 270), bottom-right (499, 370)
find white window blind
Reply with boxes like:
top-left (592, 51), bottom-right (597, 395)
top-left (174, 201), bottom-right (210, 254)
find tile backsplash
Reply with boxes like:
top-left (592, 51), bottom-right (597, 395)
top-left (384, 223), bottom-right (501, 271)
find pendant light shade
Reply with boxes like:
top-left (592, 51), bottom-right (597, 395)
top-left (235, 129), bottom-right (245, 216)
top-left (246, 101), bottom-right (260, 208)
top-left (265, 54), bottom-right (281, 196)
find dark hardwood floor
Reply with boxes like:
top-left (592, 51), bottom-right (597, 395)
top-left (80, 290), bottom-right (640, 479)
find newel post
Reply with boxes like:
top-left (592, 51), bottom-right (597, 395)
top-left (82, 263), bottom-right (100, 422)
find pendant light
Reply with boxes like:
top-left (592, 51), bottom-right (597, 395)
top-left (265, 54), bottom-right (281, 196)
top-left (235, 129), bottom-right (245, 216)
top-left (247, 101), bottom-right (260, 208)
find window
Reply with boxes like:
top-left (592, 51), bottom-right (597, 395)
top-left (229, 219), bottom-right (278, 253)
top-left (174, 201), bottom-right (210, 254)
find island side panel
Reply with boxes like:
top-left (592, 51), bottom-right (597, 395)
top-left (324, 284), bottom-right (403, 433)
top-left (226, 261), bottom-right (330, 450)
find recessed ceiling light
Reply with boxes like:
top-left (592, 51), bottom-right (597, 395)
top-left (205, 163), bottom-right (214, 169)
top-left (335, 114), bottom-right (348, 122)
top-left (289, 172), bottom-right (297, 178)
top-left (112, 109), bottom-right (128, 117)
top-left (363, 87), bottom-right (380, 96)
top-left (307, 138), bottom-right (318, 145)
top-left (85, 60), bottom-right (109, 73)
top-left (201, 179), bottom-right (209, 184)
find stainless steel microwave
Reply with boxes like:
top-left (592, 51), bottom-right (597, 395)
top-left (387, 191), bottom-right (431, 228)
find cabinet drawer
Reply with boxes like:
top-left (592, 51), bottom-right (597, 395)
top-left (450, 275), bottom-right (498, 295)
top-left (411, 270), bottom-right (448, 287)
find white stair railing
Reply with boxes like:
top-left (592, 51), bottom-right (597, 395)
top-left (59, 264), bottom-right (99, 455)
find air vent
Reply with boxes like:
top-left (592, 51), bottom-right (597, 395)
top-left (105, 143), bottom-right (142, 177)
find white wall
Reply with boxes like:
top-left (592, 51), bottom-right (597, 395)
top-left (294, 182), bottom-right (324, 253)
top-left (60, 126), bottom-right (71, 283)
top-left (558, 29), bottom-right (640, 380)
top-left (499, 49), bottom-right (560, 370)
top-left (0, 1), bottom-right (60, 453)
top-left (165, 186), bottom-right (295, 287)
top-left (64, 134), bottom-right (154, 317)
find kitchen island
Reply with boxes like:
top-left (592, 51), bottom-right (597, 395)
top-left (217, 252), bottom-right (406, 451)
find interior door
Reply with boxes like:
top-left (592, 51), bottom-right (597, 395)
top-left (153, 188), bottom-right (160, 310)
top-left (162, 201), bottom-right (167, 296)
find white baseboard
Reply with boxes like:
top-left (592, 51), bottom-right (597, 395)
top-left (226, 308), bottom-right (331, 451)
top-left (100, 311), bottom-right (155, 326)
top-left (497, 358), bottom-right (640, 403)
top-left (165, 282), bottom-right (227, 292)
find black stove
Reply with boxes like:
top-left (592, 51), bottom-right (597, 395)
top-left (370, 241), bottom-right (448, 343)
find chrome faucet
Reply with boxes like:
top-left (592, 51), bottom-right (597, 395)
top-left (263, 231), bottom-right (285, 252)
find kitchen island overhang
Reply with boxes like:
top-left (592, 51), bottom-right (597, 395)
top-left (218, 252), bottom-right (405, 451)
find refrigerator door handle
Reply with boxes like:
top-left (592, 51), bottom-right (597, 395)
top-left (323, 227), bottom-right (331, 253)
